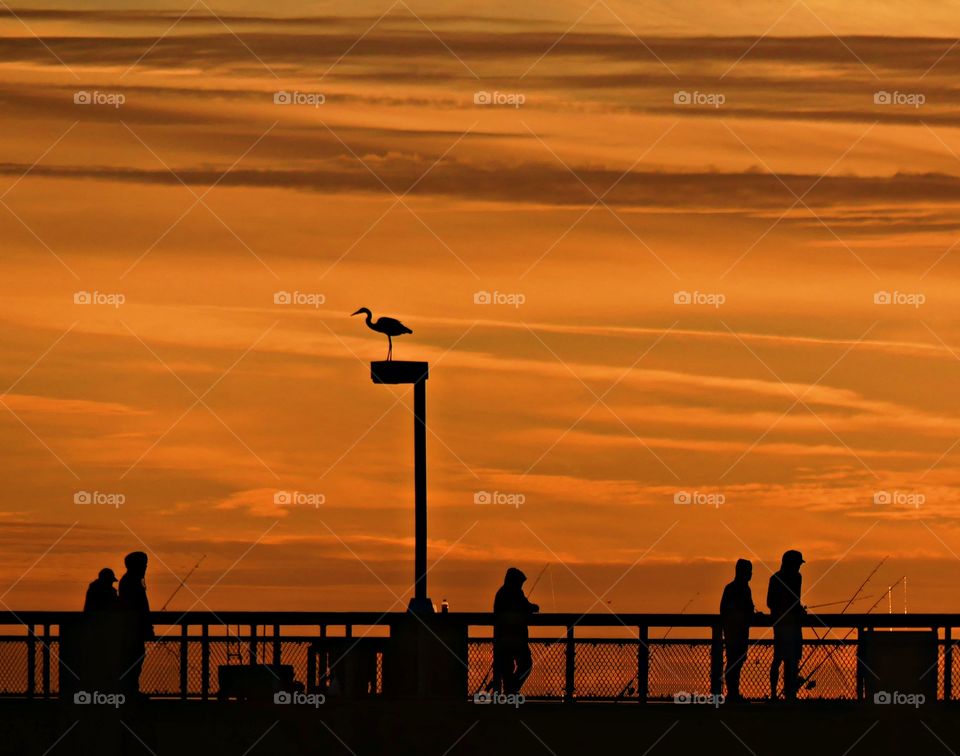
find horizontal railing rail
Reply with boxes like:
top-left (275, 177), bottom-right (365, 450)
top-left (0, 612), bottom-right (952, 702)
top-left (2, 611), bottom-right (959, 626)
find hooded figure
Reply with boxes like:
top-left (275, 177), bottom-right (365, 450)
top-left (84, 567), bottom-right (119, 612)
top-left (493, 567), bottom-right (539, 695)
top-left (767, 549), bottom-right (806, 700)
top-left (80, 567), bottom-right (123, 696)
top-left (720, 559), bottom-right (757, 702)
top-left (118, 551), bottom-right (155, 695)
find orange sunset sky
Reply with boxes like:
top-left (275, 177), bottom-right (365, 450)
top-left (2, 1), bottom-right (960, 616)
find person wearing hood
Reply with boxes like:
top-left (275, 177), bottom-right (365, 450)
top-left (118, 551), bottom-right (156, 695)
top-left (493, 567), bottom-right (540, 695)
top-left (767, 549), bottom-right (806, 701)
top-left (720, 558), bottom-right (760, 702)
top-left (84, 568), bottom-right (119, 612)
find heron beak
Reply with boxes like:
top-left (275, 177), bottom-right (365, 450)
top-left (351, 309), bottom-right (363, 316)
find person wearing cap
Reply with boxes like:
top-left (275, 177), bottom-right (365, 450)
top-left (493, 567), bottom-right (540, 695)
top-left (83, 567), bottom-right (119, 612)
top-left (767, 549), bottom-right (807, 701)
top-left (720, 558), bottom-right (761, 702)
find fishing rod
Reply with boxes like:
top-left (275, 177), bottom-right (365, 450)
top-left (797, 575), bottom-right (905, 690)
top-left (838, 556), bottom-right (887, 615)
top-left (151, 555), bottom-right (207, 662)
top-left (615, 593), bottom-right (699, 702)
top-left (799, 556), bottom-right (888, 678)
top-left (160, 554), bottom-right (207, 611)
top-left (661, 593), bottom-right (700, 640)
top-left (806, 594), bottom-right (877, 610)
top-left (526, 563), bottom-right (550, 601)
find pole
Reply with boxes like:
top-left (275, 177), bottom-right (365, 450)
top-left (710, 622), bottom-right (724, 696)
top-left (411, 376), bottom-right (430, 612)
top-left (371, 360), bottom-right (432, 612)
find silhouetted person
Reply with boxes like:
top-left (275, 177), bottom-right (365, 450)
top-left (84, 567), bottom-right (119, 612)
top-left (79, 567), bottom-right (123, 696)
top-left (720, 558), bottom-right (758, 702)
top-left (493, 567), bottom-right (539, 695)
top-left (118, 551), bottom-right (155, 696)
top-left (767, 549), bottom-right (806, 701)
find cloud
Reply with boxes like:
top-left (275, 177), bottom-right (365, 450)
top-left (0, 393), bottom-right (146, 416)
top-left (6, 158), bottom-right (960, 216)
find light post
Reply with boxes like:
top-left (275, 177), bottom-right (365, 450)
top-left (370, 360), bottom-right (433, 613)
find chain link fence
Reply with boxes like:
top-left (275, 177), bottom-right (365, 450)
top-left (0, 620), bottom-right (953, 701)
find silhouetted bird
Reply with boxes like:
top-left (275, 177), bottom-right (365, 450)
top-left (351, 307), bottom-right (413, 361)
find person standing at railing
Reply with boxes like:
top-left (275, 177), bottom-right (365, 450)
top-left (767, 549), bottom-right (806, 701)
top-left (84, 568), bottom-right (119, 612)
top-left (118, 551), bottom-right (156, 697)
top-left (720, 558), bottom-right (760, 702)
top-left (80, 567), bottom-right (122, 696)
top-left (493, 567), bottom-right (540, 695)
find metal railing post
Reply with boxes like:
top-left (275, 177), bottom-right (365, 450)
top-left (856, 627), bottom-right (865, 701)
top-left (180, 624), bottom-right (189, 698)
top-left (249, 624), bottom-right (257, 665)
top-left (710, 621), bottom-right (723, 696)
top-left (307, 650), bottom-right (317, 694)
top-left (637, 625), bottom-right (649, 703)
top-left (273, 624), bottom-right (281, 665)
top-left (201, 624), bottom-right (210, 700)
top-left (564, 626), bottom-right (575, 703)
top-left (946, 627), bottom-right (953, 702)
top-left (26, 624), bottom-right (35, 698)
top-left (41, 625), bottom-right (50, 698)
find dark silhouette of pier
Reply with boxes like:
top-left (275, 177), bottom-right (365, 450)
top-left (0, 609), bottom-right (954, 755)
top-left (4, 609), bottom-right (954, 702)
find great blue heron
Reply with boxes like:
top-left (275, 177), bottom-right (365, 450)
top-left (351, 308), bottom-right (413, 361)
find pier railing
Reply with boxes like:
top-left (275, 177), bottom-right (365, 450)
top-left (0, 611), bottom-right (953, 702)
